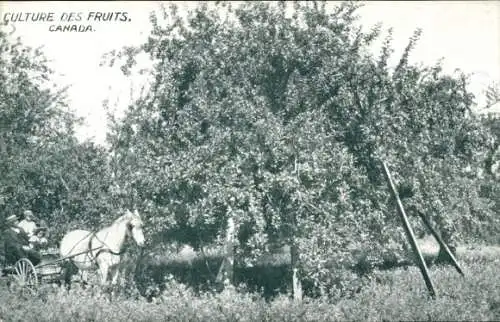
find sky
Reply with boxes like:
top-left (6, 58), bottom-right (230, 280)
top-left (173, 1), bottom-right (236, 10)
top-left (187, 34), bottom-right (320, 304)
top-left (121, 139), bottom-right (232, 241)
top-left (1, 1), bottom-right (499, 146)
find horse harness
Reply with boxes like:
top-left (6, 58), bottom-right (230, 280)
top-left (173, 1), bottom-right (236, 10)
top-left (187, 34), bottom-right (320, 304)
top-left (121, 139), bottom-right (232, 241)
top-left (87, 231), bottom-right (128, 268)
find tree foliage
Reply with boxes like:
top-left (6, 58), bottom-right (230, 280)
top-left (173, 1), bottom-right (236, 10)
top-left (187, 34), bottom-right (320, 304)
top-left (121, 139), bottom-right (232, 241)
top-left (102, 1), bottom-right (496, 295)
top-left (0, 28), bottom-right (118, 245)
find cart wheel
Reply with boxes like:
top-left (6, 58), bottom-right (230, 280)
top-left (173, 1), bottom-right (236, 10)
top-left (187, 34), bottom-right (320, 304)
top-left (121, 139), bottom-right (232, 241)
top-left (12, 258), bottom-right (38, 294)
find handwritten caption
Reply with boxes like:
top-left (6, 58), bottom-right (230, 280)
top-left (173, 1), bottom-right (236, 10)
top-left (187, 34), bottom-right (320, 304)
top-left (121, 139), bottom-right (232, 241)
top-left (2, 12), bottom-right (131, 32)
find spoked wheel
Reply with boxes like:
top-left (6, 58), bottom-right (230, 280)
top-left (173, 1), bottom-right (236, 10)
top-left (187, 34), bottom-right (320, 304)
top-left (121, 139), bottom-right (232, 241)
top-left (11, 258), bottom-right (38, 294)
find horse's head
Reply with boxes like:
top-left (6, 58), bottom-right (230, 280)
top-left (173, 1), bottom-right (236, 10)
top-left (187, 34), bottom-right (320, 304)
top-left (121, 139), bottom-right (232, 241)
top-left (124, 209), bottom-right (145, 247)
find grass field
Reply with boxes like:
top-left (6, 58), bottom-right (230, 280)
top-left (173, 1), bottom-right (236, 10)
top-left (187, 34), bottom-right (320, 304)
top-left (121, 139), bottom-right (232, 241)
top-left (0, 244), bottom-right (499, 321)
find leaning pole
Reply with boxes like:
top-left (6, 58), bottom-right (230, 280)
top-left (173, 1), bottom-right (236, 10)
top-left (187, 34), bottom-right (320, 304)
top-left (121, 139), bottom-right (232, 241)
top-left (382, 161), bottom-right (437, 299)
top-left (416, 210), bottom-right (465, 277)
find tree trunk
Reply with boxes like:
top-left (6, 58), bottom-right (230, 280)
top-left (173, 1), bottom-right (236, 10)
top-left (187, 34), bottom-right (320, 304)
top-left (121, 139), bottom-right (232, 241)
top-left (291, 155), bottom-right (303, 301)
top-left (290, 242), bottom-right (303, 301)
top-left (216, 215), bottom-right (235, 287)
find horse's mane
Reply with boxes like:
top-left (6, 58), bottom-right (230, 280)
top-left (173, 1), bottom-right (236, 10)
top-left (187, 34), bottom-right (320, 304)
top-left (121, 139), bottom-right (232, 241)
top-left (112, 210), bottom-right (139, 226)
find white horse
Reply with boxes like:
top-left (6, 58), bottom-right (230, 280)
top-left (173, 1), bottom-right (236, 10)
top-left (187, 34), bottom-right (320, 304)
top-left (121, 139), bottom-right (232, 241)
top-left (59, 209), bottom-right (145, 287)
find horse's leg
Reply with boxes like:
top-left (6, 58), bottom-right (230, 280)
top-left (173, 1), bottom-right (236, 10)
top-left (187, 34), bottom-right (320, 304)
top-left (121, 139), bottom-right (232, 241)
top-left (107, 266), bottom-right (120, 301)
top-left (111, 266), bottom-right (120, 286)
top-left (99, 262), bottom-right (109, 286)
top-left (99, 262), bottom-right (116, 302)
top-left (62, 261), bottom-right (74, 290)
top-left (81, 270), bottom-right (89, 288)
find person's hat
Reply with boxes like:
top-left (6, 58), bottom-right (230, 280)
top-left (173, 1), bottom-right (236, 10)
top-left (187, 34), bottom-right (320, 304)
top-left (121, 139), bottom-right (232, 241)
top-left (6, 214), bottom-right (17, 222)
top-left (23, 210), bottom-right (34, 218)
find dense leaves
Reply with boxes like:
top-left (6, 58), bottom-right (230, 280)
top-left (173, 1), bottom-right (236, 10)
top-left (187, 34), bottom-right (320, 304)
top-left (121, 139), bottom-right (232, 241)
top-left (104, 1), bottom-right (497, 295)
top-left (0, 28), bottom-right (117, 245)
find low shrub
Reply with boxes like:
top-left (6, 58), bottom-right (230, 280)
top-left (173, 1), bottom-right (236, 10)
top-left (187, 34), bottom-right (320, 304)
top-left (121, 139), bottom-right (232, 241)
top-left (1, 254), bottom-right (499, 321)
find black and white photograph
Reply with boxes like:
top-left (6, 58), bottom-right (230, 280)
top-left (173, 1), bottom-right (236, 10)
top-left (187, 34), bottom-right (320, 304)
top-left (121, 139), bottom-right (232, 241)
top-left (0, 1), bottom-right (499, 320)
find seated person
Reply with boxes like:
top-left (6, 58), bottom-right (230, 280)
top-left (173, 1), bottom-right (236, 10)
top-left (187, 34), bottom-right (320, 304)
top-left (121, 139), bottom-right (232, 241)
top-left (30, 228), bottom-right (49, 250)
top-left (17, 209), bottom-right (47, 249)
top-left (3, 214), bottom-right (42, 266)
top-left (18, 210), bottom-right (38, 238)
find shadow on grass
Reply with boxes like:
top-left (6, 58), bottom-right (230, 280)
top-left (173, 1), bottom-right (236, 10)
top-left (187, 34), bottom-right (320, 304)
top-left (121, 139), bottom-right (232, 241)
top-left (134, 253), bottom-right (294, 301)
top-left (131, 241), bottom-right (479, 302)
